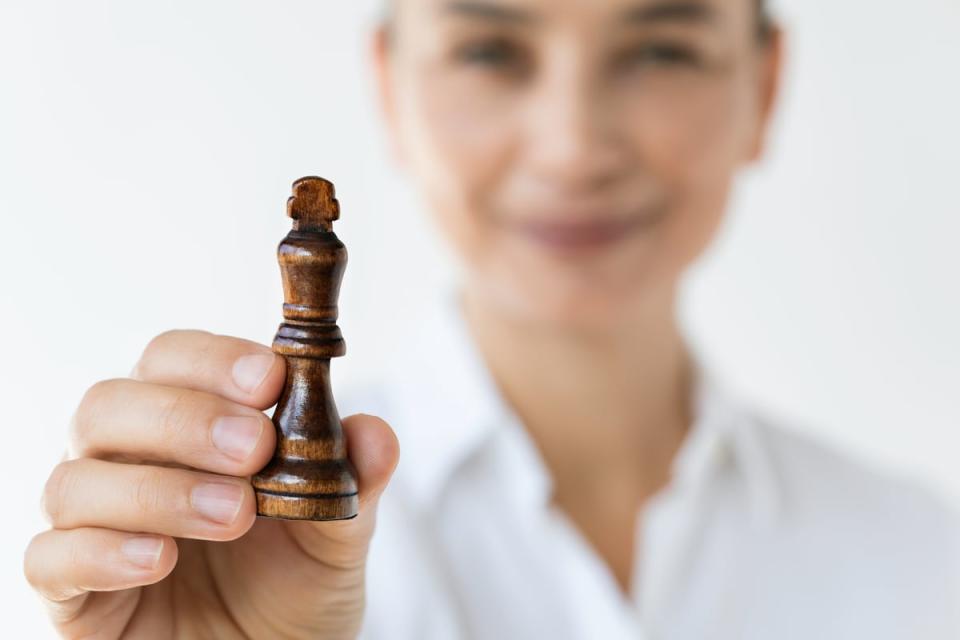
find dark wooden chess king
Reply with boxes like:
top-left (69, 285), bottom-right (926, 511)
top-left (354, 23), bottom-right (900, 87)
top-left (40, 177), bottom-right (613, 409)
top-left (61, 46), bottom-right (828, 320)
top-left (251, 177), bottom-right (359, 521)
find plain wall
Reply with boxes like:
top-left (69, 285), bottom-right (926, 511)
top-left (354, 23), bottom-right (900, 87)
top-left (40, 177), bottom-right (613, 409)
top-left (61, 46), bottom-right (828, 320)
top-left (2, 0), bottom-right (958, 635)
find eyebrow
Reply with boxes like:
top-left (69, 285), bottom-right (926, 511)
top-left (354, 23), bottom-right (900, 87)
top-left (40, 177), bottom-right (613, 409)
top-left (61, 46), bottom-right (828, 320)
top-left (441, 1), bottom-right (539, 25)
top-left (621, 1), bottom-right (718, 26)
top-left (439, 0), bottom-right (718, 28)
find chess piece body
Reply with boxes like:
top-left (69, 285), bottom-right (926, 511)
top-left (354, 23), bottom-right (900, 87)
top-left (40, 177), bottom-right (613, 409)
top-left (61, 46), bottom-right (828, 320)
top-left (251, 177), bottom-right (359, 520)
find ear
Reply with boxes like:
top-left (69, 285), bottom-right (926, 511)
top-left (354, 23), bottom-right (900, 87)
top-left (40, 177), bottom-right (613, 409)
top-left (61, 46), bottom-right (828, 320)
top-left (746, 26), bottom-right (785, 163)
top-left (369, 25), bottom-right (406, 169)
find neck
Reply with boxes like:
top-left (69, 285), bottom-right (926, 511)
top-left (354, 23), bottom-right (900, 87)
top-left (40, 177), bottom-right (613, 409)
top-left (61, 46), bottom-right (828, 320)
top-left (459, 283), bottom-right (693, 502)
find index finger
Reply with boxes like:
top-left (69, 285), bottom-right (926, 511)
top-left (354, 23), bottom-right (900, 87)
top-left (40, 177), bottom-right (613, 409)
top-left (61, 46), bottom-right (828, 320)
top-left (131, 330), bottom-right (285, 409)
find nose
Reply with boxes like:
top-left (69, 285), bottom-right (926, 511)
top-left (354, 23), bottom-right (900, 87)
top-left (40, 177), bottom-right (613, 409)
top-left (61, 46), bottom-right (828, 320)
top-left (523, 55), bottom-right (629, 196)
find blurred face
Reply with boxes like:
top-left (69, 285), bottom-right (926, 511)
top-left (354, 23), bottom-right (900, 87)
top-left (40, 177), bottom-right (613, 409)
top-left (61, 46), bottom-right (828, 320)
top-left (374, 0), bottom-right (780, 330)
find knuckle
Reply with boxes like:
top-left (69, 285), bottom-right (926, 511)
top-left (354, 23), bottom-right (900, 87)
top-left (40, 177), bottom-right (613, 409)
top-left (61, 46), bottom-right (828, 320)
top-left (24, 531), bottom-right (91, 613)
top-left (134, 329), bottom-right (212, 380)
top-left (42, 460), bottom-right (78, 526)
top-left (133, 331), bottom-right (175, 379)
top-left (23, 531), bottom-right (82, 597)
top-left (70, 379), bottom-right (122, 451)
top-left (133, 467), bottom-right (167, 517)
top-left (156, 388), bottom-right (205, 450)
top-left (22, 531), bottom-right (48, 590)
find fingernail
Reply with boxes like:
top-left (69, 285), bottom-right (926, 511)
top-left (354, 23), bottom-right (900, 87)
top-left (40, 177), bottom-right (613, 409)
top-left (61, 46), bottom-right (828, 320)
top-left (212, 416), bottom-right (263, 461)
top-left (122, 536), bottom-right (163, 570)
top-left (191, 483), bottom-right (244, 525)
top-left (232, 353), bottom-right (275, 394)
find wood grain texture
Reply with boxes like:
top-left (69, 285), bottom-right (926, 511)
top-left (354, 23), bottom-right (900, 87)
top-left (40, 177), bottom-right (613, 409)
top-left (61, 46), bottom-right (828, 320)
top-left (251, 177), bottom-right (359, 521)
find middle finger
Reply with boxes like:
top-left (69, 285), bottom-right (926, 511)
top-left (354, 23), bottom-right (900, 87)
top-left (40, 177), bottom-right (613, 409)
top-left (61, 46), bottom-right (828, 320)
top-left (70, 378), bottom-right (275, 476)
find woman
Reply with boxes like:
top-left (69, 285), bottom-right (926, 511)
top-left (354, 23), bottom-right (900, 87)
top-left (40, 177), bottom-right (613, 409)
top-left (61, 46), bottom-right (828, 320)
top-left (24, 0), bottom-right (959, 638)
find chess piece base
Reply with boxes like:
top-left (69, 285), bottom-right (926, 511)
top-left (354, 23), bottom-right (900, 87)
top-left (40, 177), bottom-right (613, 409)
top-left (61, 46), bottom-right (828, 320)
top-left (255, 490), bottom-right (359, 521)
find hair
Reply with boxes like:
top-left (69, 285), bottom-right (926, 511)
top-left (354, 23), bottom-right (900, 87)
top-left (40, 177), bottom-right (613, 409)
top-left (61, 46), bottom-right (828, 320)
top-left (756, 0), bottom-right (774, 43)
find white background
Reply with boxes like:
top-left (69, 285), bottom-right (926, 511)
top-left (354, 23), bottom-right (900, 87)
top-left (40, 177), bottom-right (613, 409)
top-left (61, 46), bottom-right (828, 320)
top-left (1, 0), bottom-right (958, 635)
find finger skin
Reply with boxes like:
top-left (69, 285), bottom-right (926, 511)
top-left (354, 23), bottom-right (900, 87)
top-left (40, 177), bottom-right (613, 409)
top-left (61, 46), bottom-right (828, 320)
top-left (70, 378), bottom-right (276, 476)
top-left (345, 413), bottom-right (401, 509)
top-left (132, 330), bottom-right (285, 410)
top-left (27, 327), bottom-right (400, 638)
top-left (24, 528), bottom-right (178, 604)
top-left (282, 413), bottom-right (400, 570)
top-left (214, 413), bottom-right (402, 638)
top-left (27, 413), bottom-right (400, 639)
top-left (43, 458), bottom-right (258, 542)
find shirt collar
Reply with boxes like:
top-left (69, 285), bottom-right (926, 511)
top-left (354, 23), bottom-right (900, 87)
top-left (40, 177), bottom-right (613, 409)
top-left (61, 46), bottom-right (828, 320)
top-left (382, 285), bottom-right (784, 527)
top-left (382, 285), bottom-right (514, 508)
top-left (669, 365), bottom-right (784, 527)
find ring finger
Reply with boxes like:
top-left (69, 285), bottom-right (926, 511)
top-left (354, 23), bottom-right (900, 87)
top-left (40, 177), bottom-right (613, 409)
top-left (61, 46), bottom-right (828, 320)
top-left (43, 458), bottom-right (257, 541)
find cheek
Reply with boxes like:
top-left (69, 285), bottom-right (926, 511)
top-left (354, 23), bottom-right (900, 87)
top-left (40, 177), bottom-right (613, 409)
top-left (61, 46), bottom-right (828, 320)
top-left (630, 73), bottom-right (755, 186)
top-left (621, 74), bottom-right (757, 266)
top-left (396, 65), bottom-right (518, 264)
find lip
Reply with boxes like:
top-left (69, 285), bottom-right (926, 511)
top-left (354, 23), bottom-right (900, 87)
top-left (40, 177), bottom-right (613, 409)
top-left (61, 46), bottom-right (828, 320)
top-left (508, 209), bottom-right (659, 254)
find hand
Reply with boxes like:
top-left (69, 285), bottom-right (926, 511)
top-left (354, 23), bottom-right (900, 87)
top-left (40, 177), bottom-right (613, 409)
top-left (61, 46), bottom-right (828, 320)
top-left (24, 330), bottom-right (399, 639)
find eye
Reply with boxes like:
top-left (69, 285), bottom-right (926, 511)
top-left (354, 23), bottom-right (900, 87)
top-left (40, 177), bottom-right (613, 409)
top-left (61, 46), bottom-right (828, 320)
top-left (615, 43), bottom-right (701, 71)
top-left (454, 37), bottom-right (528, 72)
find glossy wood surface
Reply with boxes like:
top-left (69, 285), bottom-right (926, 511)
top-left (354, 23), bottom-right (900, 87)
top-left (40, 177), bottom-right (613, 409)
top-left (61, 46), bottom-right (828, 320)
top-left (251, 177), bottom-right (359, 520)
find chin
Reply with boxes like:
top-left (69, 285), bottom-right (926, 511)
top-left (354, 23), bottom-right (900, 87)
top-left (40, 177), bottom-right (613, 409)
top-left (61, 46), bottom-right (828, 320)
top-left (480, 268), bottom-right (667, 335)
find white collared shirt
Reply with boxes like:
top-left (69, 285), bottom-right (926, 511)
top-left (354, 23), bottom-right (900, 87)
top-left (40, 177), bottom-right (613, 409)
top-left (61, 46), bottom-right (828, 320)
top-left (339, 287), bottom-right (959, 640)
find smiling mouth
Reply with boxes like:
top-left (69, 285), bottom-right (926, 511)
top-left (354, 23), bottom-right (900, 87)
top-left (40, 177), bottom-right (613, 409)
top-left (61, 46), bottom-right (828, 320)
top-left (508, 207), bottom-right (665, 254)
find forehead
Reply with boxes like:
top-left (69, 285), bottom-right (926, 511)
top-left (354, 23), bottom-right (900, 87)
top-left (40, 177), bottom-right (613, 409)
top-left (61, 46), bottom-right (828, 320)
top-left (391, 0), bottom-right (756, 24)
top-left (388, 0), bottom-right (760, 43)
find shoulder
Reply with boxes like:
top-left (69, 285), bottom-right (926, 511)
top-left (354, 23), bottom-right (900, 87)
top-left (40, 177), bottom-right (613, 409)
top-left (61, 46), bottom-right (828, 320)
top-left (752, 412), bottom-right (959, 533)
top-left (717, 406), bottom-right (960, 633)
top-left (747, 409), bottom-right (960, 608)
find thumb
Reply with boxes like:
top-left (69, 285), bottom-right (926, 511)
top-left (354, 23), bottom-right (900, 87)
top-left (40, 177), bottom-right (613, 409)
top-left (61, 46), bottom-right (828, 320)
top-left (283, 413), bottom-right (400, 568)
top-left (342, 413), bottom-right (401, 509)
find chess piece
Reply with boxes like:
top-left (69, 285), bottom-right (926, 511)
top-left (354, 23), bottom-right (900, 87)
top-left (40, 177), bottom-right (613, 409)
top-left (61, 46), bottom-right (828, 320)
top-left (251, 177), bottom-right (359, 520)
